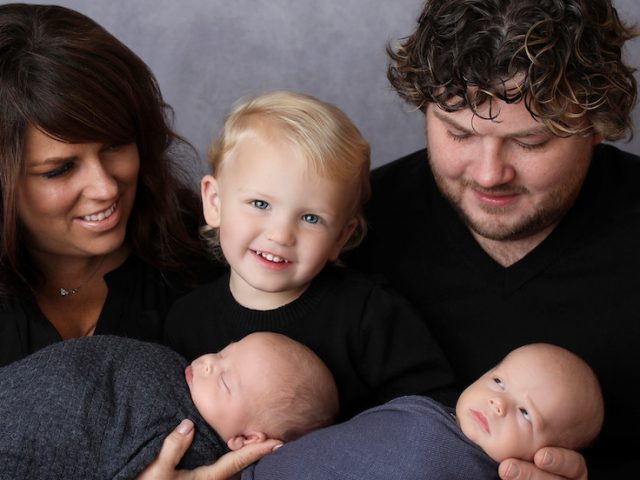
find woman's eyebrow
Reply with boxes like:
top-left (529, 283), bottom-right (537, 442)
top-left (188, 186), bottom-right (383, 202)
top-left (26, 155), bottom-right (78, 167)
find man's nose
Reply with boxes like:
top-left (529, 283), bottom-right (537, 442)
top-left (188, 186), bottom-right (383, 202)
top-left (468, 141), bottom-right (516, 188)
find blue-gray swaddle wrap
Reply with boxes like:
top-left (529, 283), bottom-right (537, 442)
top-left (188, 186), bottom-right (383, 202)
top-left (0, 335), bottom-right (227, 479)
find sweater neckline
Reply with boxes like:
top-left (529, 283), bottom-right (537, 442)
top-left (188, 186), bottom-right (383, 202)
top-left (216, 268), bottom-right (335, 328)
top-left (432, 153), bottom-right (599, 293)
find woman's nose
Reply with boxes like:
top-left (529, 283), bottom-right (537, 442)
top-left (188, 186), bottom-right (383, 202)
top-left (83, 159), bottom-right (118, 199)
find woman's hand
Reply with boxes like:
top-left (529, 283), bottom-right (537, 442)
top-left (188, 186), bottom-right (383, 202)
top-left (137, 419), bottom-right (283, 480)
top-left (499, 447), bottom-right (587, 480)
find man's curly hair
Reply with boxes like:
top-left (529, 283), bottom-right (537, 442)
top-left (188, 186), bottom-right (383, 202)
top-left (388, 0), bottom-right (638, 140)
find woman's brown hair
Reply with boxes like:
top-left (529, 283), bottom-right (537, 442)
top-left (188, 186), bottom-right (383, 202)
top-left (0, 3), bottom-right (209, 294)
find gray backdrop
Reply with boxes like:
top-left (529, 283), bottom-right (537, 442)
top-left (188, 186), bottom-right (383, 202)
top-left (28, 0), bottom-right (640, 178)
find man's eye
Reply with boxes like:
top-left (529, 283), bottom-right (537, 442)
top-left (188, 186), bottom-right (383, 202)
top-left (519, 407), bottom-right (531, 423)
top-left (251, 200), bottom-right (269, 210)
top-left (302, 213), bottom-right (320, 224)
top-left (42, 162), bottom-right (74, 179)
top-left (514, 140), bottom-right (547, 151)
top-left (446, 130), bottom-right (471, 142)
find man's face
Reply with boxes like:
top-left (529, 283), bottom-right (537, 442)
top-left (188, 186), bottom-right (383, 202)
top-left (425, 100), bottom-right (600, 248)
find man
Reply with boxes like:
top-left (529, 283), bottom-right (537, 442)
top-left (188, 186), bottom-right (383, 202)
top-left (349, 0), bottom-right (639, 479)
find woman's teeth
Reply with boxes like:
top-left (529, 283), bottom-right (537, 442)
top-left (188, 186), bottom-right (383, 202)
top-left (82, 203), bottom-right (116, 222)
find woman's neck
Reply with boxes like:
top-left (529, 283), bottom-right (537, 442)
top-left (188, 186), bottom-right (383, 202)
top-left (31, 245), bottom-right (131, 339)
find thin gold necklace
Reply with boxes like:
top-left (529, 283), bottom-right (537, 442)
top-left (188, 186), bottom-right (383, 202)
top-left (58, 256), bottom-right (106, 297)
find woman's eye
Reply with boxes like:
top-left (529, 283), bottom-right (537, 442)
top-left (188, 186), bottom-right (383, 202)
top-left (519, 407), bottom-right (531, 423)
top-left (302, 213), bottom-right (320, 224)
top-left (101, 143), bottom-right (123, 153)
top-left (251, 200), bottom-right (269, 210)
top-left (42, 162), bottom-right (74, 179)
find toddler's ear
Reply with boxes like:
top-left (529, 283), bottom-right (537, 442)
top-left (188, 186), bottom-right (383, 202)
top-left (329, 217), bottom-right (359, 261)
top-left (226, 431), bottom-right (271, 451)
top-left (201, 175), bottom-right (222, 228)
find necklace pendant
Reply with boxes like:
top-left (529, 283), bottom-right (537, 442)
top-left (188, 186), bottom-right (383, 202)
top-left (59, 287), bottom-right (79, 296)
top-left (57, 256), bottom-right (105, 297)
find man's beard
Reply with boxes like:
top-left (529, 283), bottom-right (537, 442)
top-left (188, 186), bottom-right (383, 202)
top-left (433, 173), bottom-right (580, 242)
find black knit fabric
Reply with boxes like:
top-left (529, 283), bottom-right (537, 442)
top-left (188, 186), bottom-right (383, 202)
top-left (0, 336), bottom-right (226, 479)
top-left (0, 254), bottom-right (204, 368)
top-left (165, 265), bottom-right (453, 420)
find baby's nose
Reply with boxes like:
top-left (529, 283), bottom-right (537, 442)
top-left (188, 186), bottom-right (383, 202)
top-left (489, 397), bottom-right (506, 416)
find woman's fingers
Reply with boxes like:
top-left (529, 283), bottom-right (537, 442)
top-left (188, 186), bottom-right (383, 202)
top-left (136, 420), bottom-right (282, 480)
top-left (137, 419), bottom-right (196, 479)
top-left (191, 440), bottom-right (284, 480)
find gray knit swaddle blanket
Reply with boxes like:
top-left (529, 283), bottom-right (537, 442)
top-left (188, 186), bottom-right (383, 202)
top-left (0, 335), bottom-right (227, 479)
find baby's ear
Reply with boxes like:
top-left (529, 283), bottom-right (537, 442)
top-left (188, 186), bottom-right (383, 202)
top-left (226, 431), bottom-right (270, 451)
top-left (201, 175), bottom-right (222, 228)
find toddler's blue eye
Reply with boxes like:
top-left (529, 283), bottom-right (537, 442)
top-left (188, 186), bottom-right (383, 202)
top-left (493, 377), bottom-right (505, 389)
top-left (252, 200), bottom-right (269, 210)
top-left (302, 214), bottom-right (320, 224)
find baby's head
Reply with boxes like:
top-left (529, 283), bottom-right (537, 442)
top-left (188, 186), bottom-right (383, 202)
top-left (201, 89), bottom-right (370, 262)
top-left (456, 343), bottom-right (604, 462)
top-left (185, 331), bottom-right (339, 450)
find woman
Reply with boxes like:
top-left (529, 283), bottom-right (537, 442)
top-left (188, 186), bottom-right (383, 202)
top-left (0, 4), bottom-right (272, 478)
top-left (0, 2), bottom-right (220, 365)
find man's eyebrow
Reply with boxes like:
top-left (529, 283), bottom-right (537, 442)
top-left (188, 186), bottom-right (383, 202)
top-left (431, 108), bottom-right (550, 138)
top-left (432, 108), bottom-right (473, 133)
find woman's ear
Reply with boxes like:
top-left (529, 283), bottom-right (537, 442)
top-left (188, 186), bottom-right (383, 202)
top-left (226, 431), bottom-right (270, 451)
top-left (201, 174), bottom-right (222, 228)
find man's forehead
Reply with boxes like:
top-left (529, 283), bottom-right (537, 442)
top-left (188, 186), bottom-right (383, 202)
top-left (429, 102), bottom-right (549, 137)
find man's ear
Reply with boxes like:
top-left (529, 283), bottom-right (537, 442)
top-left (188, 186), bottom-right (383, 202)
top-left (592, 133), bottom-right (604, 146)
top-left (201, 174), bottom-right (221, 228)
top-left (226, 431), bottom-right (271, 451)
top-left (328, 217), bottom-right (359, 261)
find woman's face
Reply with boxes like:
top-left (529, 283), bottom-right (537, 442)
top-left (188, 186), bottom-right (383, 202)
top-left (16, 126), bottom-right (140, 260)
